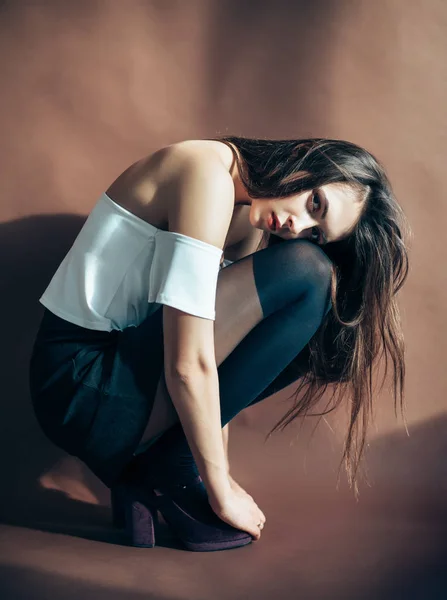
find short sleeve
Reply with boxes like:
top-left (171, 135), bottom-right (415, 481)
top-left (148, 230), bottom-right (223, 320)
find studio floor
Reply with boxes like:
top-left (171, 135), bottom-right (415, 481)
top-left (1, 421), bottom-right (446, 600)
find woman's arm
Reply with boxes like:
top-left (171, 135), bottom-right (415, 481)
top-left (161, 145), bottom-right (235, 505)
top-left (166, 364), bottom-right (230, 498)
top-left (222, 423), bottom-right (230, 473)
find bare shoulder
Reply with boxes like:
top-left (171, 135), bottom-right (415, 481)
top-left (106, 139), bottom-right (235, 234)
top-left (160, 141), bottom-right (235, 248)
top-left (155, 139), bottom-right (234, 189)
top-left (161, 141), bottom-right (262, 256)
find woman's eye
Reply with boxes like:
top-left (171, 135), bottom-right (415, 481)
top-left (311, 227), bottom-right (320, 243)
top-left (312, 192), bottom-right (321, 212)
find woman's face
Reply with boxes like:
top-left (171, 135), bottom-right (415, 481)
top-left (249, 182), bottom-right (364, 246)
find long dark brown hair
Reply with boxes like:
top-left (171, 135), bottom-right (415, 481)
top-left (213, 135), bottom-right (411, 493)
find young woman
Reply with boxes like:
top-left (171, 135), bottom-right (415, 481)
top-left (29, 137), bottom-right (410, 552)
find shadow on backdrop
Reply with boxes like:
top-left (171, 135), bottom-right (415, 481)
top-left (0, 215), bottom-right (112, 530)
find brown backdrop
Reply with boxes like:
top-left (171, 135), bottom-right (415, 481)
top-left (0, 1), bottom-right (446, 598)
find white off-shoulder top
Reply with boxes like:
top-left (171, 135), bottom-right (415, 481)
top-left (39, 192), bottom-right (232, 331)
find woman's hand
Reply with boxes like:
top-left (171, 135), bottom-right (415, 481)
top-left (229, 474), bottom-right (266, 528)
top-left (209, 475), bottom-right (266, 540)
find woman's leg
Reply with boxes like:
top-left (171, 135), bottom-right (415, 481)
top-left (132, 239), bottom-right (332, 485)
top-left (141, 238), bottom-right (332, 441)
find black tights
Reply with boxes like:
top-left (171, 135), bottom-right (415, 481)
top-left (133, 239), bottom-right (333, 484)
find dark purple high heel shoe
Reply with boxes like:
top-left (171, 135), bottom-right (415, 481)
top-left (110, 475), bottom-right (252, 552)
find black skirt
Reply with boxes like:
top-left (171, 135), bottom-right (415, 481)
top-left (29, 308), bottom-right (165, 487)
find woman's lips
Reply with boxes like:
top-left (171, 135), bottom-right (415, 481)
top-left (268, 212), bottom-right (278, 231)
top-left (274, 213), bottom-right (280, 231)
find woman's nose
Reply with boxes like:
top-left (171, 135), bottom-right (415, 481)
top-left (287, 214), bottom-right (315, 236)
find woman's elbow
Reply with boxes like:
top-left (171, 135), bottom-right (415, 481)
top-left (166, 357), bottom-right (216, 385)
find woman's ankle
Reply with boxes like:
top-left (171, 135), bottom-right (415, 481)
top-left (130, 426), bottom-right (200, 487)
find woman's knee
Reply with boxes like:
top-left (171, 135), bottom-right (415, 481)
top-left (252, 239), bottom-right (333, 317)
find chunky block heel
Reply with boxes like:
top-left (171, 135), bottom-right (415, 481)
top-left (112, 484), bottom-right (159, 548)
top-left (126, 498), bottom-right (158, 548)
